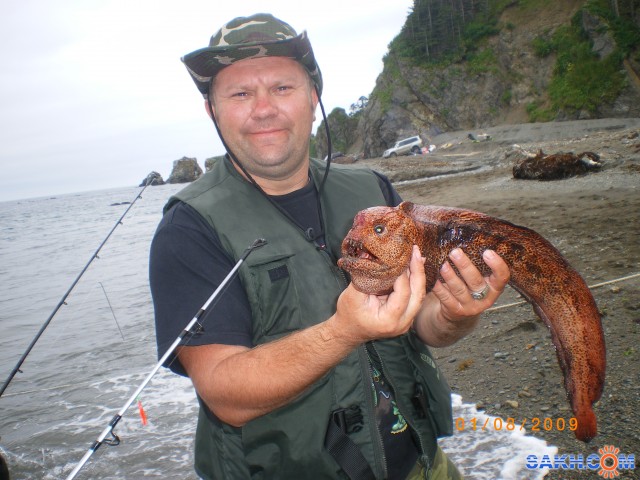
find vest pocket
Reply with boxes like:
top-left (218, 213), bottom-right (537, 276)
top-left (241, 373), bottom-right (339, 478)
top-left (194, 401), bottom-right (251, 479)
top-left (247, 253), bottom-right (303, 340)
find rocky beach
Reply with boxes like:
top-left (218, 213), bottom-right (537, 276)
top-left (356, 118), bottom-right (640, 479)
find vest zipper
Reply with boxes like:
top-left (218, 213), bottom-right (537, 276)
top-left (314, 240), bottom-right (350, 291)
top-left (367, 342), bottom-right (429, 466)
top-left (358, 344), bottom-right (387, 479)
top-left (336, 265), bottom-right (349, 289)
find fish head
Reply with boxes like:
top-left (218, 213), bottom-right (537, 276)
top-left (338, 202), bottom-right (420, 295)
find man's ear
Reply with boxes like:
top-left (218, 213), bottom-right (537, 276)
top-left (204, 99), bottom-right (215, 120)
top-left (311, 86), bottom-right (319, 122)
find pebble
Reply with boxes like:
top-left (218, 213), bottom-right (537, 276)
top-left (494, 352), bottom-right (509, 359)
top-left (518, 390), bottom-right (533, 398)
top-left (505, 400), bottom-right (519, 408)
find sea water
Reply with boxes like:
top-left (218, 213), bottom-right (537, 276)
top-left (0, 185), bottom-right (555, 479)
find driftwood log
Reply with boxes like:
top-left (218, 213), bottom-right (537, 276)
top-left (513, 150), bottom-right (602, 180)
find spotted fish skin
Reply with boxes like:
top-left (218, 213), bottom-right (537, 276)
top-left (338, 201), bottom-right (605, 442)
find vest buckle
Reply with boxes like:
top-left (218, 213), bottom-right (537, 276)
top-left (412, 383), bottom-right (430, 419)
top-left (332, 405), bottom-right (364, 434)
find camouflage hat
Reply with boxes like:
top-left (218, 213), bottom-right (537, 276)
top-left (182, 13), bottom-right (323, 98)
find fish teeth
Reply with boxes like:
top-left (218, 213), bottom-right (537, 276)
top-left (346, 238), bottom-right (363, 257)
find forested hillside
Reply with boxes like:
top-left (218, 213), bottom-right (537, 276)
top-left (313, 0), bottom-right (640, 159)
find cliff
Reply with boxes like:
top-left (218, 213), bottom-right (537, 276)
top-left (316, 0), bottom-right (640, 159)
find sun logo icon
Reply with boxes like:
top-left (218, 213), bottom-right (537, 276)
top-left (598, 445), bottom-right (621, 478)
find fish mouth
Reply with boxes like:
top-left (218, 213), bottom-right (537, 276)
top-left (341, 239), bottom-right (381, 267)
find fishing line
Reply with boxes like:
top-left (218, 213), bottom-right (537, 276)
top-left (64, 238), bottom-right (267, 480)
top-left (0, 178), bottom-right (156, 398)
top-left (0, 383), bottom-right (92, 398)
top-left (487, 271), bottom-right (640, 313)
top-left (99, 282), bottom-right (125, 341)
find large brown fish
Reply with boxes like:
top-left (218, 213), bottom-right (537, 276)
top-left (338, 201), bottom-right (605, 442)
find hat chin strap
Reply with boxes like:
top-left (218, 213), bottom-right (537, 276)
top-left (315, 86), bottom-right (332, 198)
top-left (206, 83), bottom-right (333, 198)
top-left (206, 83), bottom-right (333, 235)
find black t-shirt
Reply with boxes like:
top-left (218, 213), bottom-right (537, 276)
top-left (366, 344), bottom-right (420, 479)
top-left (150, 171), bottom-right (400, 374)
top-left (149, 170), bottom-right (419, 475)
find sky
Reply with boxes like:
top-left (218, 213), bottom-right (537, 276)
top-left (0, 1), bottom-right (414, 202)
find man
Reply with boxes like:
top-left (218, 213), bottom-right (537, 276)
top-left (150, 13), bottom-right (510, 480)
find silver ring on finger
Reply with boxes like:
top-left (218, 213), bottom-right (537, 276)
top-left (470, 283), bottom-right (490, 300)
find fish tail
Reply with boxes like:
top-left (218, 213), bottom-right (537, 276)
top-left (574, 405), bottom-right (597, 443)
top-left (501, 228), bottom-right (605, 442)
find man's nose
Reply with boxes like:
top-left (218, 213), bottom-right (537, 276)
top-left (251, 91), bottom-right (278, 119)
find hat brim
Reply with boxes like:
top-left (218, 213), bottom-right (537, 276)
top-left (182, 31), bottom-right (322, 97)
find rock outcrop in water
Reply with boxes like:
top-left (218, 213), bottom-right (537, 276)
top-left (205, 155), bottom-right (226, 172)
top-left (140, 171), bottom-right (165, 186)
top-left (167, 157), bottom-right (202, 184)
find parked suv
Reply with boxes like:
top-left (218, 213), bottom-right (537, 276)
top-left (383, 136), bottom-right (423, 158)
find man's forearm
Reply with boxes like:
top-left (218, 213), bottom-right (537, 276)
top-left (181, 315), bottom-right (359, 427)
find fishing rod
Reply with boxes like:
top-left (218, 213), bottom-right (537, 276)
top-left (65, 238), bottom-right (267, 480)
top-left (0, 178), bottom-right (156, 398)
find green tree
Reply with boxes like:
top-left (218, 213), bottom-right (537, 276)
top-left (314, 107), bottom-right (360, 159)
top-left (349, 96), bottom-right (369, 117)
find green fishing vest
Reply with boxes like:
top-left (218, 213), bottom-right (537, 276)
top-left (167, 157), bottom-right (453, 480)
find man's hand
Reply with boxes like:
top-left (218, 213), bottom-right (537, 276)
top-left (331, 245), bottom-right (427, 344)
top-left (414, 248), bottom-right (510, 347)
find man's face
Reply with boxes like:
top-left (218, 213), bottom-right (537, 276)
top-left (211, 56), bottom-right (319, 182)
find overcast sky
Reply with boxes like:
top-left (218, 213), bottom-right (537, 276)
top-left (0, 1), bottom-right (413, 202)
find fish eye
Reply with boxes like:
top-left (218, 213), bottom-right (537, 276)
top-left (374, 225), bottom-right (385, 235)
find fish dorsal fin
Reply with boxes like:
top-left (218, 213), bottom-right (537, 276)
top-left (398, 201), bottom-right (414, 215)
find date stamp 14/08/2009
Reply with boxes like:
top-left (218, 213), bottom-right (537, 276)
top-left (454, 416), bottom-right (578, 433)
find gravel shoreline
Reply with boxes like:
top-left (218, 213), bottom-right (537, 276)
top-left (355, 119), bottom-right (640, 479)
